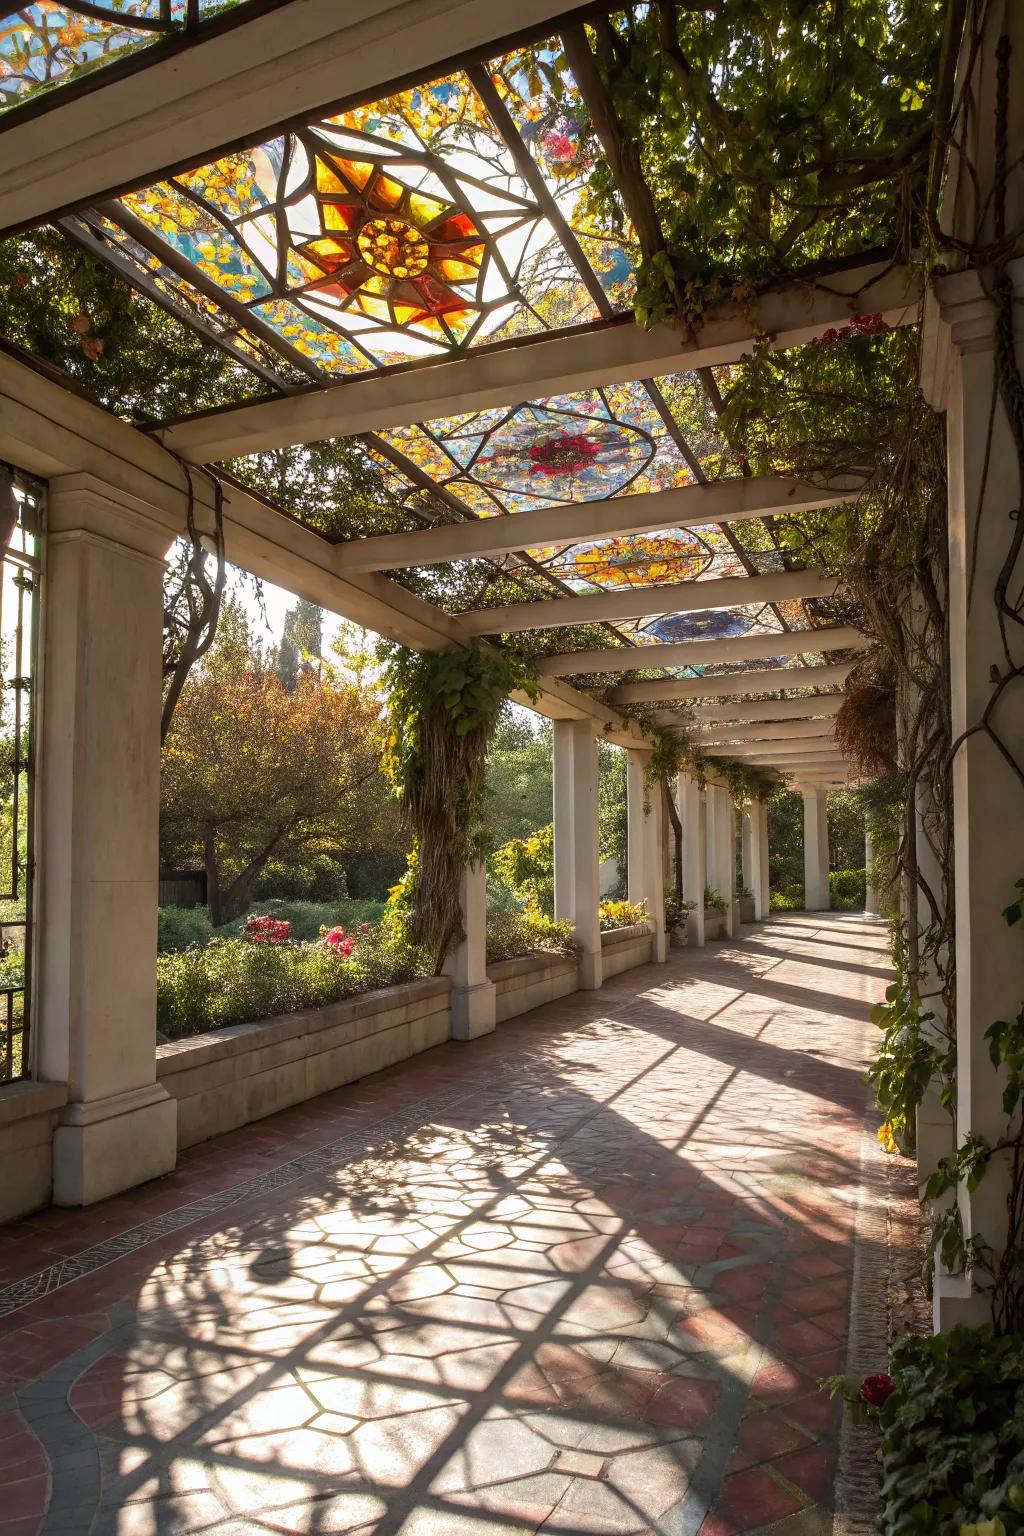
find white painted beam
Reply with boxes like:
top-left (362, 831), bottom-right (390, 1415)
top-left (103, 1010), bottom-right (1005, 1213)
top-left (537, 625), bottom-right (868, 676)
top-left (157, 262), bottom-right (920, 461)
top-left (689, 695), bottom-right (845, 724)
top-left (333, 476), bottom-right (859, 573)
top-left (0, 0), bottom-right (578, 234)
top-left (704, 737), bottom-right (840, 758)
top-left (609, 660), bottom-right (856, 703)
top-left (460, 569), bottom-right (836, 635)
top-left (693, 719), bottom-right (838, 745)
top-left (0, 347), bottom-right (642, 745)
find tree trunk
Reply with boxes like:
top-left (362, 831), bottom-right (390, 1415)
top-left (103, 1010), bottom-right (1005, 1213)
top-left (205, 826), bottom-right (289, 928)
top-left (204, 825), bottom-right (224, 928)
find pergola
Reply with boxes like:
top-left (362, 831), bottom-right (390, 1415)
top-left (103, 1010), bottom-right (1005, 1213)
top-left (0, 0), bottom-right (1021, 1338)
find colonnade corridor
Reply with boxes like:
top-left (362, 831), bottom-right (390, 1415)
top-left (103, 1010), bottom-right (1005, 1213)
top-left (0, 914), bottom-right (893, 1536)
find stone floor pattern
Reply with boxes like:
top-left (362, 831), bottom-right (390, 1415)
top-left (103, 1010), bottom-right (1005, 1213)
top-left (0, 913), bottom-right (891, 1536)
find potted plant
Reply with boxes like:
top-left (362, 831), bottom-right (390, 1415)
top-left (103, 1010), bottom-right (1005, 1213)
top-left (664, 888), bottom-right (696, 947)
top-left (704, 885), bottom-right (726, 941)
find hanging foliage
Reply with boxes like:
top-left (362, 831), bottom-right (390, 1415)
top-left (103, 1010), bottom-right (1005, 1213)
top-left (381, 642), bottom-right (538, 971)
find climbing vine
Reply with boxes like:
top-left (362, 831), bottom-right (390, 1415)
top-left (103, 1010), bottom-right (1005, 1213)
top-left (381, 642), bottom-right (538, 971)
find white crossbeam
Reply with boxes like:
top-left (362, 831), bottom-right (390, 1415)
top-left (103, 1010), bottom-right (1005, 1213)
top-left (333, 476), bottom-right (860, 573)
top-left (609, 660), bottom-right (856, 703)
top-left (700, 737), bottom-right (840, 758)
top-left (157, 262), bottom-right (920, 461)
top-left (459, 569), bottom-right (835, 635)
top-left (689, 695), bottom-right (845, 724)
top-left (0, 0), bottom-right (578, 234)
top-left (692, 719), bottom-right (838, 745)
top-left (537, 625), bottom-right (867, 676)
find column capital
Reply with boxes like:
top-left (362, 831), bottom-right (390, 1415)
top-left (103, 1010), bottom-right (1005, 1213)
top-left (920, 258), bottom-right (1024, 409)
top-left (48, 472), bottom-right (177, 562)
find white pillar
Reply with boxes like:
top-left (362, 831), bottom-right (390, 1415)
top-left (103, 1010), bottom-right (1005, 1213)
top-left (677, 771), bottom-right (705, 946)
top-left (552, 719), bottom-right (574, 925)
top-left (864, 828), bottom-right (878, 913)
top-left (626, 750), bottom-right (646, 908)
top-left (801, 785), bottom-right (830, 911)
top-left (37, 478), bottom-right (177, 1206)
top-left (744, 803), bottom-right (767, 921)
top-left (553, 720), bottom-right (602, 989)
top-left (644, 774), bottom-right (668, 964)
top-left (755, 799), bottom-right (770, 920)
top-left (919, 5), bottom-right (1024, 1328)
top-left (444, 861), bottom-right (495, 1040)
top-left (718, 790), bottom-right (739, 938)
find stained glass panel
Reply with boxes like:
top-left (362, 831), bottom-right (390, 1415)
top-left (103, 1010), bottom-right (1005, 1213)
top-left (0, 2), bottom-right (262, 111)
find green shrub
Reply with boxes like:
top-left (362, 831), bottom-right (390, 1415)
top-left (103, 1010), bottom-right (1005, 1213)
top-left (771, 883), bottom-right (805, 910)
top-left (157, 898), bottom-right (387, 953)
top-left (664, 888), bottom-right (696, 930)
top-left (489, 823), bottom-right (554, 916)
top-left (704, 886), bottom-right (727, 914)
top-left (878, 1325), bottom-right (1024, 1533)
top-left (156, 924), bottom-right (428, 1039)
top-left (486, 908), bottom-right (577, 964)
top-left (158, 906), bottom-right (214, 952)
top-left (830, 867), bottom-right (867, 910)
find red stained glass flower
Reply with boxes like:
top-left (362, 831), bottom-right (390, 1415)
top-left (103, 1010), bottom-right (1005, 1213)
top-left (528, 432), bottom-right (601, 477)
top-left (859, 1372), bottom-right (895, 1407)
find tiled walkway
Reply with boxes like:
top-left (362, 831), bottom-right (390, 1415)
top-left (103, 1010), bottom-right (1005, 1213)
top-left (0, 913), bottom-right (890, 1536)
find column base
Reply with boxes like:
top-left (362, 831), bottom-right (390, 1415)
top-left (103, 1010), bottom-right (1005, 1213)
top-left (450, 980), bottom-right (496, 1041)
top-left (687, 909), bottom-right (705, 947)
top-left (932, 1263), bottom-right (992, 1332)
top-left (578, 949), bottom-right (603, 990)
top-left (650, 926), bottom-right (668, 964)
top-left (53, 1083), bottom-right (177, 1207)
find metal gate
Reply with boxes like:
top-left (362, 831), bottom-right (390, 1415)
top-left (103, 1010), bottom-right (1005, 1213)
top-left (0, 466), bottom-right (42, 1083)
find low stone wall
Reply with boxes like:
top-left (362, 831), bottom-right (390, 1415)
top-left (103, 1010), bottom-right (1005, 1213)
top-left (600, 922), bottom-right (654, 978)
top-left (0, 1080), bottom-right (68, 1223)
top-left (156, 978), bottom-right (452, 1150)
top-left (704, 909), bottom-right (725, 941)
top-left (489, 951), bottom-right (578, 1022)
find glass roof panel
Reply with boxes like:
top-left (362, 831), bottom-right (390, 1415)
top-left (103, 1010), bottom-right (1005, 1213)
top-left (0, 2), bottom-right (264, 113)
top-left (99, 66), bottom-right (617, 377)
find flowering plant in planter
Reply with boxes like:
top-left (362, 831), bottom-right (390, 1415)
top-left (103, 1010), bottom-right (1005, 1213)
top-left (321, 925), bottom-right (355, 957)
top-left (242, 915), bottom-right (291, 945)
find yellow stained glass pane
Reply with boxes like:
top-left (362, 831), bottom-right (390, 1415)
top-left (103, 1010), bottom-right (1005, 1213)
top-left (408, 191), bottom-right (447, 227)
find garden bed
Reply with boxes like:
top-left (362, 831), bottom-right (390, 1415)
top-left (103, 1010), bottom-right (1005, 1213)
top-left (157, 977), bottom-right (451, 1150)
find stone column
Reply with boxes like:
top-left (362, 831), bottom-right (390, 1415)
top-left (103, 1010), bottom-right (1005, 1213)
top-left (552, 719), bottom-right (574, 926)
top-left (745, 801), bottom-right (769, 920)
top-left (553, 719), bottom-right (602, 989)
top-left (718, 790), bottom-right (739, 938)
top-left (36, 478), bottom-right (177, 1206)
top-left (677, 770), bottom-right (705, 946)
top-left (626, 750), bottom-right (646, 910)
top-left (643, 772), bottom-right (668, 964)
top-left (755, 799), bottom-right (771, 920)
top-left (801, 785), bottom-right (831, 911)
top-left (918, 3), bottom-right (1024, 1326)
top-left (864, 828), bottom-right (878, 914)
top-left (444, 861), bottom-right (496, 1041)
top-left (740, 808), bottom-right (753, 907)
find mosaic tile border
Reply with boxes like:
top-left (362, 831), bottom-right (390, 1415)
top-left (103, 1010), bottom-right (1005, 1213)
top-left (0, 1079), bottom-right (478, 1321)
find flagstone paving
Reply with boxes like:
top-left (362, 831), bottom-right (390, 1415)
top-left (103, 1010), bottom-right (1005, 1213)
top-left (0, 912), bottom-right (890, 1536)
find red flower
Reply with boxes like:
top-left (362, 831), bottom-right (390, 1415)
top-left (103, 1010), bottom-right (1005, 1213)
top-left (541, 130), bottom-right (577, 164)
top-left (323, 926), bottom-right (355, 957)
top-left (242, 915), bottom-right (291, 944)
top-left (528, 432), bottom-right (601, 477)
top-left (859, 1372), bottom-right (895, 1407)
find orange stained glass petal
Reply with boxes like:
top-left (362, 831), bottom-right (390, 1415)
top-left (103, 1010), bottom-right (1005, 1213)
top-left (304, 236), bottom-right (356, 269)
top-left (372, 175), bottom-right (405, 211)
top-left (433, 213), bottom-right (481, 241)
top-left (326, 156), bottom-right (373, 192)
top-left (437, 256), bottom-right (482, 281)
top-left (322, 202), bottom-right (361, 232)
top-left (354, 292), bottom-right (393, 322)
